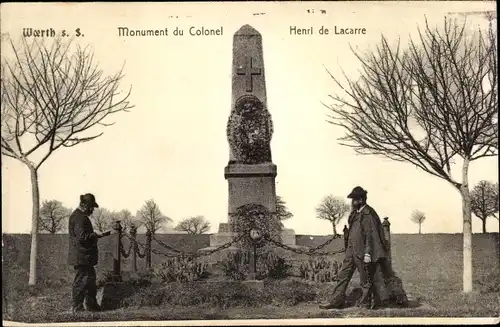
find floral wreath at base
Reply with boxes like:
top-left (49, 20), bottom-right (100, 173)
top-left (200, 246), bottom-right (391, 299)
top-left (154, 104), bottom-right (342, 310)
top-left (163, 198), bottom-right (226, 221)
top-left (226, 95), bottom-right (274, 164)
top-left (229, 203), bottom-right (282, 249)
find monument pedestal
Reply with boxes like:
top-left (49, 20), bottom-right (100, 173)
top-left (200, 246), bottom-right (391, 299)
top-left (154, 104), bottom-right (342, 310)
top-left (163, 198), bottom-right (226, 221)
top-left (225, 163), bottom-right (278, 224)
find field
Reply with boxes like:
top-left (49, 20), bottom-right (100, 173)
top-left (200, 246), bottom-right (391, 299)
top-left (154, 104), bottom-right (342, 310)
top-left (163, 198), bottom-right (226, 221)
top-left (2, 233), bottom-right (499, 323)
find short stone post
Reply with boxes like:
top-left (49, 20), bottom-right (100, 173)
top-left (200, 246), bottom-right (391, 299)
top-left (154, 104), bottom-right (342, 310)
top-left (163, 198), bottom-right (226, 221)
top-left (382, 217), bottom-right (392, 268)
top-left (130, 224), bottom-right (138, 273)
top-left (146, 229), bottom-right (152, 270)
top-left (343, 225), bottom-right (349, 250)
top-left (113, 220), bottom-right (123, 281)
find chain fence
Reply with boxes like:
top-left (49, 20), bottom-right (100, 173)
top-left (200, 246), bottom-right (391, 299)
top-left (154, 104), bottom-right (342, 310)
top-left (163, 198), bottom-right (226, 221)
top-left (147, 230), bottom-right (345, 259)
top-left (121, 233), bottom-right (149, 259)
top-left (150, 232), bottom-right (246, 259)
top-left (109, 217), bottom-right (394, 284)
top-left (115, 225), bottom-right (347, 275)
top-left (263, 234), bottom-right (346, 256)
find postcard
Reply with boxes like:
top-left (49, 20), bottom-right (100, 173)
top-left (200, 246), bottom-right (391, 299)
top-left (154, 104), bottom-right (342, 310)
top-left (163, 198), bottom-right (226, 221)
top-left (1, 1), bottom-right (498, 326)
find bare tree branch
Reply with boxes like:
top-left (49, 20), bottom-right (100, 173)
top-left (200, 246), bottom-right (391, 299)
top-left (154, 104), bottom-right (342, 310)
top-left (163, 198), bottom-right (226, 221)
top-left (137, 199), bottom-right (172, 235)
top-left (471, 180), bottom-right (499, 232)
top-left (174, 216), bottom-right (211, 234)
top-left (38, 200), bottom-right (71, 234)
top-left (91, 208), bottom-right (114, 233)
top-left (1, 36), bottom-right (134, 170)
top-left (315, 195), bottom-right (350, 236)
top-left (325, 17), bottom-right (497, 189)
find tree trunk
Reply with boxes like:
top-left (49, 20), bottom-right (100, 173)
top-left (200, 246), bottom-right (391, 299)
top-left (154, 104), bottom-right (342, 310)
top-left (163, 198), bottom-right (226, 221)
top-left (460, 158), bottom-right (473, 293)
top-left (419, 223), bottom-right (422, 234)
top-left (332, 223), bottom-right (338, 236)
top-left (28, 165), bottom-right (40, 286)
top-left (482, 218), bottom-right (487, 234)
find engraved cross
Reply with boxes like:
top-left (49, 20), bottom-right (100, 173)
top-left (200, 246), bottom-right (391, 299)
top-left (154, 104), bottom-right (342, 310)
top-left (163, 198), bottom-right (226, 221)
top-left (237, 57), bottom-right (261, 93)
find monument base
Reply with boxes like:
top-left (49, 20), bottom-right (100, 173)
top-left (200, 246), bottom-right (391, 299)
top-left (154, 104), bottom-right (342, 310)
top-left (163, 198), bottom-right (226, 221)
top-left (208, 225), bottom-right (298, 246)
top-left (197, 244), bottom-right (241, 263)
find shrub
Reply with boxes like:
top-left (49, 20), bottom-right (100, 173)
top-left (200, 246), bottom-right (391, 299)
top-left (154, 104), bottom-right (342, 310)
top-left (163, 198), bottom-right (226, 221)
top-left (152, 257), bottom-right (210, 283)
top-left (217, 251), bottom-right (250, 280)
top-left (258, 250), bottom-right (292, 279)
top-left (299, 257), bottom-right (339, 282)
top-left (229, 203), bottom-right (282, 249)
top-left (217, 250), bottom-right (291, 280)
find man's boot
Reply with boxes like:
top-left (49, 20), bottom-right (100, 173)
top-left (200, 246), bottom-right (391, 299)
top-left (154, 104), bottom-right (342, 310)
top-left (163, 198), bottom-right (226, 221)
top-left (356, 292), bottom-right (372, 309)
top-left (85, 297), bottom-right (102, 312)
top-left (319, 299), bottom-right (344, 309)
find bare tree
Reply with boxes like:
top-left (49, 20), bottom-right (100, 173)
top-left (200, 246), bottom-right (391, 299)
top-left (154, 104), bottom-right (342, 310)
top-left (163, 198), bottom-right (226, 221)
top-left (91, 208), bottom-right (113, 233)
top-left (118, 209), bottom-right (140, 232)
top-left (471, 180), bottom-right (499, 233)
top-left (325, 16), bottom-right (497, 293)
top-left (315, 195), bottom-right (350, 236)
top-left (39, 200), bottom-right (71, 234)
top-left (410, 210), bottom-right (426, 234)
top-left (137, 199), bottom-right (172, 235)
top-left (174, 216), bottom-right (211, 234)
top-left (276, 195), bottom-right (294, 221)
top-left (0, 37), bottom-right (133, 285)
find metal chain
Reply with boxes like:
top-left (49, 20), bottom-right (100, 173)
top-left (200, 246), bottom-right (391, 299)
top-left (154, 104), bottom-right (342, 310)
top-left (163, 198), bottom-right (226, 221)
top-left (121, 233), bottom-right (148, 258)
top-left (193, 233), bottom-right (245, 258)
top-left (121, 230), bottom-right (343, 259)
top-left (151, 248), bottom-right (183, 258)
top-left (152, 235), bottom-right (183, 253)
top-left (149, 233), bottom-right (246, 259)
top-left (119, 234), bottom-right (134, 258)
top-left (264, 235), bottom-right (345, 256)
top-left (135, 242), bottom-right (147, 258)
top-left (306, 234), bottom-right (343, 253)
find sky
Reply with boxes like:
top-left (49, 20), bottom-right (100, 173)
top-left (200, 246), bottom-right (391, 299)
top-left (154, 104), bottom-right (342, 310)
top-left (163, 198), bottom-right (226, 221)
top-left (1, 2), bottom-right (498, 235)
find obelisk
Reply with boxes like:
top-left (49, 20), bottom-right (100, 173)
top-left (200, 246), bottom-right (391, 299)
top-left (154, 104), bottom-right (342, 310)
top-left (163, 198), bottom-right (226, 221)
top-left (224, 24), bottom-right (277, 224)
top-left (200, 25), bottom-right (298, 254)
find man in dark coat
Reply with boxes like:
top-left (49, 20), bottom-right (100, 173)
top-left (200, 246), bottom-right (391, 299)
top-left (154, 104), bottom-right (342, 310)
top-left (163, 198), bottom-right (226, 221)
top-left (320, 186), bottom-right (389, 309)
top-left (68, 193), bottom-right (111, 313)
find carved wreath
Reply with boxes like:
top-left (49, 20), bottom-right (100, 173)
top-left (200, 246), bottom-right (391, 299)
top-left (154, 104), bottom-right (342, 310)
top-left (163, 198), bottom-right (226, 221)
top-left (226, 95), bottom-right (274, 164)
top-left (229, 203), bottom-right (282, 249)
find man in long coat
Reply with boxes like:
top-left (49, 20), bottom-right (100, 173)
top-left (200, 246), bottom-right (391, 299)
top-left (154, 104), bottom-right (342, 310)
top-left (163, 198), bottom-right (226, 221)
top-left (67, 193), bottom-right (110, 313)
top-left (320, 186), bottom-right (389, 309)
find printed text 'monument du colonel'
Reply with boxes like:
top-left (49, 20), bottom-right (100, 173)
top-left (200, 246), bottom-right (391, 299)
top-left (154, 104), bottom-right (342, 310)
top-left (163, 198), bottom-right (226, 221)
top-left (117, 26), bottom-right (224, 37)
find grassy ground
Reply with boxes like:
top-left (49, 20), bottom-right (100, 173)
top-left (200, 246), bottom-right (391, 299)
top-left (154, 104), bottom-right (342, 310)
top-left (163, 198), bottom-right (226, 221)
top-left (3, 274), bottom-right (499, 323)
top-left (3, 233), bottom-right (499, 323)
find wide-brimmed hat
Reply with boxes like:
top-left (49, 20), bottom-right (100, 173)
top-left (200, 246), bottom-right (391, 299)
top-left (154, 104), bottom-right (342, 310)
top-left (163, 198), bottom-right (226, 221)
top-left (347, 186), bottom-right (367, 199)
top-left (80, 193), bottom-right (99, 208)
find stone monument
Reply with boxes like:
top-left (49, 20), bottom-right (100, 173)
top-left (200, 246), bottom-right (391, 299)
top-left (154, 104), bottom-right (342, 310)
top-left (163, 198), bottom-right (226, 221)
top-left (200, 25), bottom-right (298, 254)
